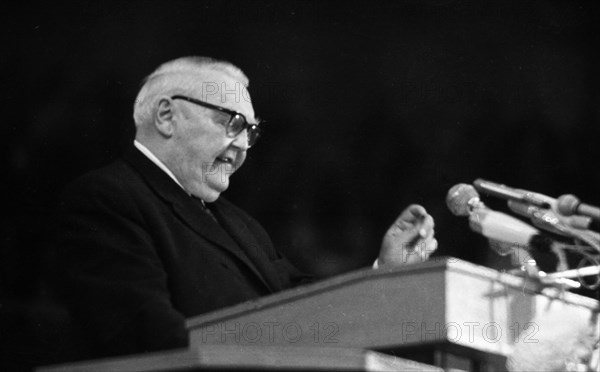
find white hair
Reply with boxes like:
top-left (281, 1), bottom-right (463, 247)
top-left (133, 56), bottom-right (249, 127)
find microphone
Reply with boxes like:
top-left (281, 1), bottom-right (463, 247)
top-left (475, 179), bottom-right (597, 230)
top-left (473, 179), bottom-right (552, 208)
top-left (508, 199), bottom-right (598, 232)
top-left (557, 194), bottom-right (600, 222)
top-left (509, 200), bottom-right (600, 252)
top-left (447, 184), bottom-right (550, 251)
top-left (508, 200), bottom-right (574, 236)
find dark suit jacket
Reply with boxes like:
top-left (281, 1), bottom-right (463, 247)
top-left (53, 146), bottom-right (310, 359)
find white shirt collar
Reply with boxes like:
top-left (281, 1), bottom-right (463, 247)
top-left (133, 140), bottom-right (187, 193)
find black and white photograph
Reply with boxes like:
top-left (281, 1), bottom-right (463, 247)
top-left (2, 1), bottom-right (599, 371)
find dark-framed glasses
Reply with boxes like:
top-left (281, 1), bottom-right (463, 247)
top-left (171, 95), bottom-right (263, 147)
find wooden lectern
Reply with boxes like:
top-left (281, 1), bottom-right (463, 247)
top-left (38, 258), bottom-right (598, 372)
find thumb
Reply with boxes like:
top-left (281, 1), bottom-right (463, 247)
top-left (386, 217), bottom-right (428, 248)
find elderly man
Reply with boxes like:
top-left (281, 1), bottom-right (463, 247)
top-left (53, 56), bottom-right (437, 359)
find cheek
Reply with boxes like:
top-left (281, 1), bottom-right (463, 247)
top-left (174, 123), bottom-right (228, 169)
top-left (180, 134), bottom-right (223, 167)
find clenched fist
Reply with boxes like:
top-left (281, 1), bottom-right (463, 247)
top-left (378, 204), bottom-right (438, 268)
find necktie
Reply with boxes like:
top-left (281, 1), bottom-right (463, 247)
top-left (193, 196), bottom-right (218, 223)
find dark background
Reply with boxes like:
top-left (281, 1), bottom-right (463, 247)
top-left (1, 0), bottom-right (599, 368)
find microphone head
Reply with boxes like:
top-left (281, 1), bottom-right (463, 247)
top-left (556, 194), bottom-right (579, 216)
top-left (446, 183), bottom-right (479, 216)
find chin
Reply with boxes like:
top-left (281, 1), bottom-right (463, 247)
top-left (193, 187), bottom-right (222, 203)
top-left (185, 181), bottom-right (223, 203)
top-left (202, 192), bottom-right (221, 203)
top-left (201, 194), bottom-right (221, 203)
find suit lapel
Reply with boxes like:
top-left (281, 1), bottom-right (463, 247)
top-left (123, 146), bottom-right (274, 292)
top-left (211, 200), bottom-right (284, 292)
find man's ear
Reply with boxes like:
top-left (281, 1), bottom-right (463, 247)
top-left (155, 97), bottom-right (175, 137)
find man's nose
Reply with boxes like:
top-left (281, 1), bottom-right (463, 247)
top-left (231, 128), bottom-right (250, 151)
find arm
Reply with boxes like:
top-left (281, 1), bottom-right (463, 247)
top-left (53, 174), bottom-right (188, 358)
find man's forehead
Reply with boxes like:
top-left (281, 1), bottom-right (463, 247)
top-left (187, 70), bottom-right (248, 100)
top-left (183, 69), bottom-right (255, 122)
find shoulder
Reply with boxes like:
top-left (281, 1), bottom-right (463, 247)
top-left (67, 160), bottom-right (142, 194)
top-left (59, 159), bottom-right (149, 215)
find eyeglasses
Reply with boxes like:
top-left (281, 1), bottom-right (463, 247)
top-left (171, 95), bottom-right (263, 147)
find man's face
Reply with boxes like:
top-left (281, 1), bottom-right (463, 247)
top-left (167, 71), bottom-right (256, 202)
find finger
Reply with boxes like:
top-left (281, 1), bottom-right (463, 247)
top-left (418, 237), bottom-right (438, 258)
top-left (393, 225), bottom-right (422, 243)
top-left (405, 238), bottom-right (437, 263)
top-left (407, 233), bottom-right (435, 256)
top-left (425, 238), bottom-right (438, 259)
top-left (420, 228), bottom-right (435, 241)
top-left (402, 204), bottom-right (428, 222)
top-left (417, 214), bottom-right (435, 238)
top-left (393, 205), bottom-right (428, 232)
top-left (415, 235), bottom-right (436, 248)
top-left (429, 238), bottom-right (438, 252)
